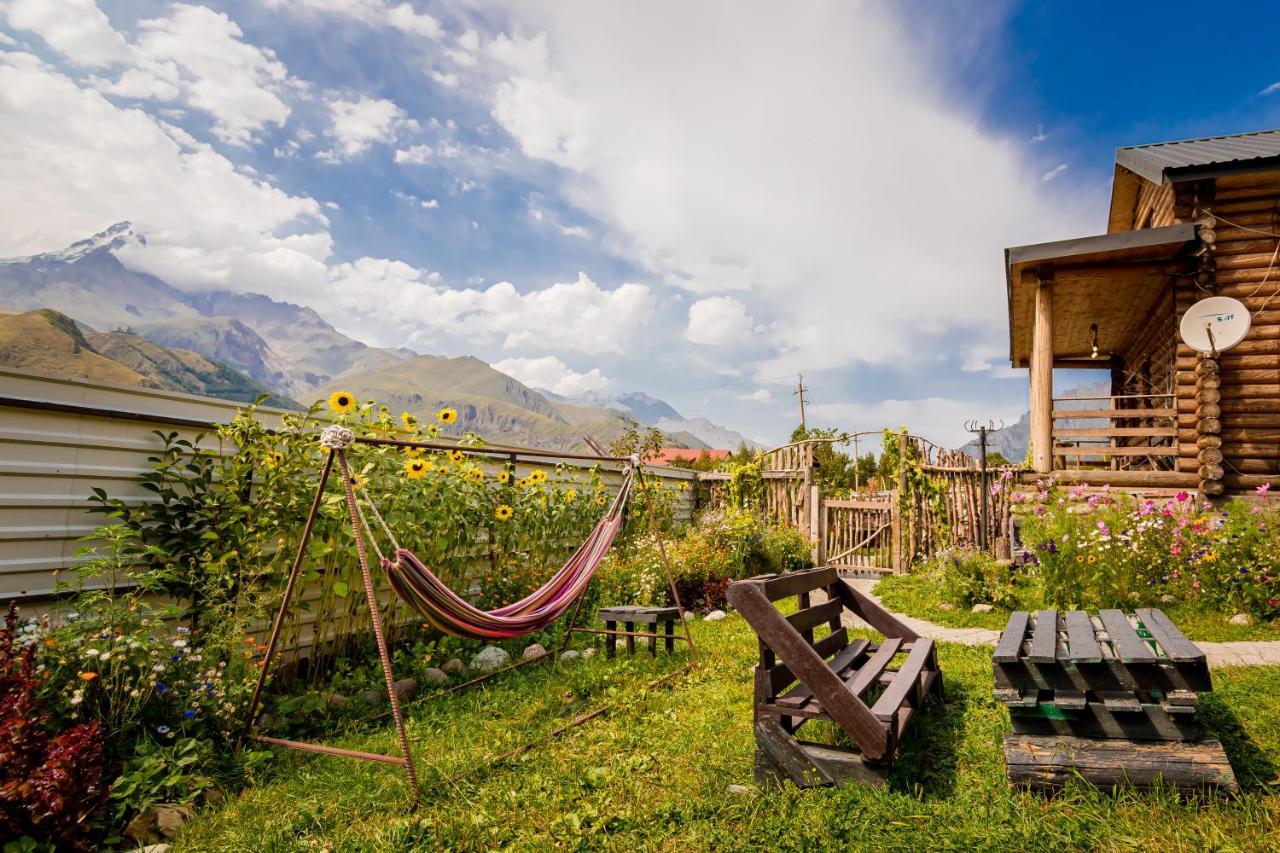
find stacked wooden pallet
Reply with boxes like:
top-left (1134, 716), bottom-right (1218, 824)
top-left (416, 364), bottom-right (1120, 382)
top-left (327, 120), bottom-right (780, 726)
top-left (994, 608), bottom-right (1237, 796)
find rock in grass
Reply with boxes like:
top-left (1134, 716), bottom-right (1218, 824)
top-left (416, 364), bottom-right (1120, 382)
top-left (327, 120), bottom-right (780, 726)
top-left (581, 647), bottom-right (597, 659)
top-left (423, 667), bottom-right (448, 686)
top-left (726, 784), bottom-right (754, 795)
top-left (1160, 594), bottom-right (1177, 604)
top-left (392, 677), bottom-right (417, 702)
top-left (704, 610), bottom-right (727, 622)
top-left (471, 645), bottom-right (510, 672)
top-left (442, 658), bottom-right (467, 676)
top-left (361, 689), bottom-right (384, 707)
top-left (325, 692), bottom-right (348, 711)
top-left (1229, 613), bottom-right (1253, 626)
top-left (971, 604), bottom-right (994, 614)
top-left (523, 643), bottom-right (547, 660)
top-left (560, 649), bottom-right (580, 662)
top-left (154, 803), bottom-right (196, 838)
top-left (937, 602), bottom-right (954, 611)
top-left (141, 845), bottom-right (173, 853)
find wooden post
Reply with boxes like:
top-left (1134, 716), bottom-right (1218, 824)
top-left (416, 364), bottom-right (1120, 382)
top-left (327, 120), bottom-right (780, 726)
top-left (1030, 274), bottom-right (1055, 473)
top-left (811, 484), bottom-right (825, 566)
top-left (893, 431), bottom-right (906, 574)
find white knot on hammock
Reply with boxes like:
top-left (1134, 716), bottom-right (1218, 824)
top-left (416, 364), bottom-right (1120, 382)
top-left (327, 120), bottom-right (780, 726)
top-left (628, 453), bottom-right (643, 470)
top-left (319, 424), bottom-right (355, 450)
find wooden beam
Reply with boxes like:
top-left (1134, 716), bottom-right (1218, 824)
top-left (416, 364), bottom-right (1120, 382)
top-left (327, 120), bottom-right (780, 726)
top-left (1031, 277), bottom-right (1054, 473)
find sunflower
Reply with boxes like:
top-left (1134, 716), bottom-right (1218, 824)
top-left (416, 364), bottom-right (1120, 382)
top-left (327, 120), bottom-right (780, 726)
top-left (347, 472), bottom-right (367, 489)
top-left (437, 407), bottom-right (458, 425)
top-left (494, 504), bottom-right (514, 521)
top-left (496, 470), bottom-right (512, 485)
top-left (564, 488), bottom-right (578, 503)
top-left (406, 459), bottom-right (429, 479)
top-left (1087, 555), bottom-right (1097, 564)
top-left (467, 467), bottom-right (485, 483)
top-left (265, 450), bottom-right (285, 469)
top-left (404, 446), bottom-right (423, 458)
top-left (328, 391), bottom-right (356, 414)
top-left (516, 477), bottom-right (530, 488)
top-left (425, 423), bottom-right (440, 437)
top-left (529, 470), bottom-right (548, 485)
top-left (401, 411), bottom-right (418, 430)
top-left (448, 449), bottom-right (465, 463)
top-left (595, 493), bottom-right (608, 506)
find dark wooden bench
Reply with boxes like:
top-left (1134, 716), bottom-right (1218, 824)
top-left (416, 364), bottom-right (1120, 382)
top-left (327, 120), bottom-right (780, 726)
top-left (597, 606), bottom-right (680, 657)
top-left (726, 566), bottom-right (944, 788)
top-left (994, 608), bottom-right (1237, 796)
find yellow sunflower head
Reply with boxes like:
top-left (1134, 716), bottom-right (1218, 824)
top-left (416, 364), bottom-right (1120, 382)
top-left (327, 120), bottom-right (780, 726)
top-left (401, 411), bottom-right (418, 430)
top-left (425, 423), bottom-right (440, 437)
top-left (348, 471), bottom-right (367, 489)
top-left (564, 488), bottom-right (578, 503)
top-left (496, 470), bottom-right (512, 484)
top-left (467, 467), bottom-right (485, 483)
top-left (448, 449), bottom-right (464, 463)
top-left (405, 459), bottom-right (429, 479)
top-left (595, 493), bottom-right (608, 506)
top-left (404, 446), bottom-right (423, 458)
top-left (516, 477), bottom-right (529, 488)
top-left (494, 504), bottom-right (514, 521)
top-left (328, 391), bottom-right (356, 414)
top-left (437, 407), bottom-right (458, 425)
top-left (529, 470), bottom-right (548, 485)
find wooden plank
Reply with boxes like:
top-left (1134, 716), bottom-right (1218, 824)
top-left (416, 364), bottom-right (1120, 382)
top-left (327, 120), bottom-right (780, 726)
top-left (1053, 407), bottom-right (1176, 419)
top-left (787, 599), bottom-right (843, 634)
top-left (1051, 690), bottom-right (1087, 711)
top-left (1098, 610), bottom-right (1157, 662)
top-left (1135, 608), bottom-right (1204, 663)
top-left (1052, 446), bottom-right (1176, 457)
top-left (1053, 427), bottom-right (1178, 438)
top-left (757, 567), bottom-right (837, 602)
top-left (1064, 610), bottom-right (1103, 662)
top-left (846, 638), bottom-right (902, 698)
top-left (776, 640), bottom-right (871, 710)
top-left (822, 499), bottom-right (893, 510)
top-left (1003, 734), bottom-right (1238, 796)
top-left (870, 639), bottom-right (934, 721)
top-left (1027, 610), bottom-right (1059, 663)
top-left (1099, 691), bottom-right (1143, 713)
top-left (993, 611), bottom-right (1030, 663)
top-left (755, 718), bottom-right (831, 787)
top-left (811, 628), bottom-right (849, 661)
top-left (1008, 702), bottom-right (1199, 741)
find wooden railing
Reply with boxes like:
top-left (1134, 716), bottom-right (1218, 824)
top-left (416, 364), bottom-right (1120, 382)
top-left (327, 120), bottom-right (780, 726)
top-left (1051, 393), bottom-right (1177, 470)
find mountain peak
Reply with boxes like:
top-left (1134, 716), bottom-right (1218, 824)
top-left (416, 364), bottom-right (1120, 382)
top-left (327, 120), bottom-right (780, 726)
top-left (2, 221), bottom-right (145, 265)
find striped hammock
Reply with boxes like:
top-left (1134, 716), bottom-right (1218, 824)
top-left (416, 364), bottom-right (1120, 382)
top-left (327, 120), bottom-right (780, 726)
top-left (379, 470), bottom-right (633, 640)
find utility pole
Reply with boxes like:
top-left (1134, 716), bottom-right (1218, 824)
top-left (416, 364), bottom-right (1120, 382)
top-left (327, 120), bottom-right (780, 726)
top-left (795, 374), bottom-right (808, 430)
top-left (964, 419), bottom-right (1004, 552)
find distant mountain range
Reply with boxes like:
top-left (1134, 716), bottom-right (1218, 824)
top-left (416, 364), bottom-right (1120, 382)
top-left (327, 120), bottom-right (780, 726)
top-left (0, 224), bottom-right (763, 453)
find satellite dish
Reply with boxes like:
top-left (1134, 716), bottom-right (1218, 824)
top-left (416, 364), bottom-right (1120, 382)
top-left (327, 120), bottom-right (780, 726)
top-left (1179, 296), bottom-right (1250, 354)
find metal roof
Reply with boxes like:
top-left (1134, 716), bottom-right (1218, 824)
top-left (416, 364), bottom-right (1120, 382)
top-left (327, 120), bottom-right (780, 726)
top-left (1116, 128), bottom-right (1280, 184)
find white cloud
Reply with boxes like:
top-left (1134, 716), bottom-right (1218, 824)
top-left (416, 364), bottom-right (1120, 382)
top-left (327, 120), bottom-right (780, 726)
top-left (420, 197), bottom-right (439, 209)
top-left (263, 0), bottom-right (442, 39)
top-left (480, 3), bottom-right (1095, 377)
top-left (322, 95), bottom-right (415, 160)
top-left (7, 1), bottom-right (294, 146)
top-left (0, 52), bottom-right (329, 296)
top-left (491, 355), bottom-right (610, 396)
top-left (686, 296), bottom-right (755, 346)
top-left (1261, 81), bottom-right (1280, 96)
top-left (1029, 125), bottom-right (1046, 143)
top-left (527, 196), bottom-right (590, 238)
top-left (321, 261), bottom-right (654, 354)
top-left (394, 143), bottom-right (433, 163)
top-left (746, 388), bottom-right (773, 402)
top-left (430, 70), bottom-right (459, 88)
top-left (1040, 163), bottom-right (1068, 182)
top-left (2, 0), bottom-right (129, 66)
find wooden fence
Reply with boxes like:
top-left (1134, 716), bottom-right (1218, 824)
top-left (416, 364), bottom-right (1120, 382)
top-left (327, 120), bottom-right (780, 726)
top-left (0, 368), bottom-right (697, 666)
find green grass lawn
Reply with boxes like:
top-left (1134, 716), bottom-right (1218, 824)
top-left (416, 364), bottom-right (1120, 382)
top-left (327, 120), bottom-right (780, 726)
top-left (876, 573), bottom-right (1280, 643)
top-left (180, 614), bottom-right (1280, 851)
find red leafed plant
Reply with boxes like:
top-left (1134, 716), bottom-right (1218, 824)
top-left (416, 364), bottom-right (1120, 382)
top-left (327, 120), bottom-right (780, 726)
top-left (0, 604), bottom-right (109, 849)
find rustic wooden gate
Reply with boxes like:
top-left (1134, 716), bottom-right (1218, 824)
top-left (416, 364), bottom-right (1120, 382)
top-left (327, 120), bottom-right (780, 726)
top-left (822, 496), bottom-right (899, 575)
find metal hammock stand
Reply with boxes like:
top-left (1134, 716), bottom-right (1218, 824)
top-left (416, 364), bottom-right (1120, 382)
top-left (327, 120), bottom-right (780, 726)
top-left (237, 425), bottom-right (695, 801)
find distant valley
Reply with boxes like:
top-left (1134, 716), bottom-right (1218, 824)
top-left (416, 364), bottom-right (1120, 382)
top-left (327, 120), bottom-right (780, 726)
top-left (0, 224), bottom-right (763, 453)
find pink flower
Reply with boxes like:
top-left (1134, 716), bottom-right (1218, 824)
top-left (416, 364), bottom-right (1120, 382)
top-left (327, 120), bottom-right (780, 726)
top-left (1176, 491), bottom-right (1190, 503)
top-left (1259, 483), bottom-right (1272, 497)
top-left (1171, 545), bottom-right (1181, 556)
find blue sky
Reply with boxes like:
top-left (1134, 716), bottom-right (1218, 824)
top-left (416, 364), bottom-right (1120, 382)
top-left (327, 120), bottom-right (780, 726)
top-left (3, 1), bottom-right (1280, 449)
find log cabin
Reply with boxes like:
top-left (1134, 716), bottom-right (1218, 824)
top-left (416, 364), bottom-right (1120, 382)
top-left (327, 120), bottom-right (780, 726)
top-left (1005, 128), bottom-right (1280, 497)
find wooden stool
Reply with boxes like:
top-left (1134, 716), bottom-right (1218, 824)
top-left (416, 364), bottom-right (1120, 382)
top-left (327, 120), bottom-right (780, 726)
top-left (597, 606), bottom-right (680, 657)
top-left (994, 607), bottom-right (1237, 796)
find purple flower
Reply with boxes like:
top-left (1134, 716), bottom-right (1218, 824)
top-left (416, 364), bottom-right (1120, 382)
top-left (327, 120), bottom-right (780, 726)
top-left (183, 709), bottom-right (196, 719)
top-left (155, 682), bottom-right (167, 694)
top-left (157, 725), bottom-right (170, 734)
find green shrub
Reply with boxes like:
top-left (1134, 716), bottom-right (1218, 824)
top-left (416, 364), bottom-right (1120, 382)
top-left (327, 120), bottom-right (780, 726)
top-left (922, 546), bottom-right (1020, 609)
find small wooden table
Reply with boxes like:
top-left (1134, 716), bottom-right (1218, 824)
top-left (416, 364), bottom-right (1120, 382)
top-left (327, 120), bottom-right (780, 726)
top-left (598, 606), bottom-right (680, 657)
top-left (993, 608), bottom-right (1236, 795)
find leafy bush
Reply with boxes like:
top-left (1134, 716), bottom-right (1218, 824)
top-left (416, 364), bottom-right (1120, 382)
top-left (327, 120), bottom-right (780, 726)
top-left (922, 546), bottom-right (1021, 609)
top-left (0, 605), bottom-right (110, 851)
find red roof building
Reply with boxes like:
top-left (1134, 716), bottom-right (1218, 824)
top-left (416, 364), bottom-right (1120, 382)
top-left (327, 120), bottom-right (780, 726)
top-left (645, 447), bottom-right (732, 467)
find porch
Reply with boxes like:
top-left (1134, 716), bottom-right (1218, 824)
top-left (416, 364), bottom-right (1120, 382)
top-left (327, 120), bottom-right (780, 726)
top-left (1006, 222), bottom-right (1200, 491)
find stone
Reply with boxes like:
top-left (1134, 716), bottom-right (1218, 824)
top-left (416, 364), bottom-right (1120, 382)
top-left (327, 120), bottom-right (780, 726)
top-left (199, 787), bottom-right (224, 808)
top-left (937, 602), bottom-right (954, 611)
top-left (154, 803), bottom-right (196, 839)
top-left (1160, 594), bottom-right (1177, 604)
top-left (471, 645), bottom-right (510, 672)
top-left (726, 784), bottom-right (754, 796)
top-left (522, 643), bottom-right (547, 661)
top-left (125, 810), bottom-right (162, 846)
top-left (423, 667), bottom-right (448, 686)
top-left (392, 677), bottom-right (417, 703)
top-left (559, 649), bottom-right (581, 662)
top-left (1229, 613), bottom-right (1253, 626)
top-left (361, 689), bottom-right (384, 707)
top-left (581, 647), bottom-right (597, 659)
top-left (141, 845), bottom-right (173, 853)
top-left (442, 657), bottom-right (467, 676)
top-left (971, 604), bottom-right (994, 614)
top-left (704, 610), bottom-right (727, 622)
top-left (325, 692), bottom-right (348, 711)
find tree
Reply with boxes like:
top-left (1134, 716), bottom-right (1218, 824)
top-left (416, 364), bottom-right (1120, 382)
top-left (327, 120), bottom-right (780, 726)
top-left (788, 424), bottom-right (855, 494)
